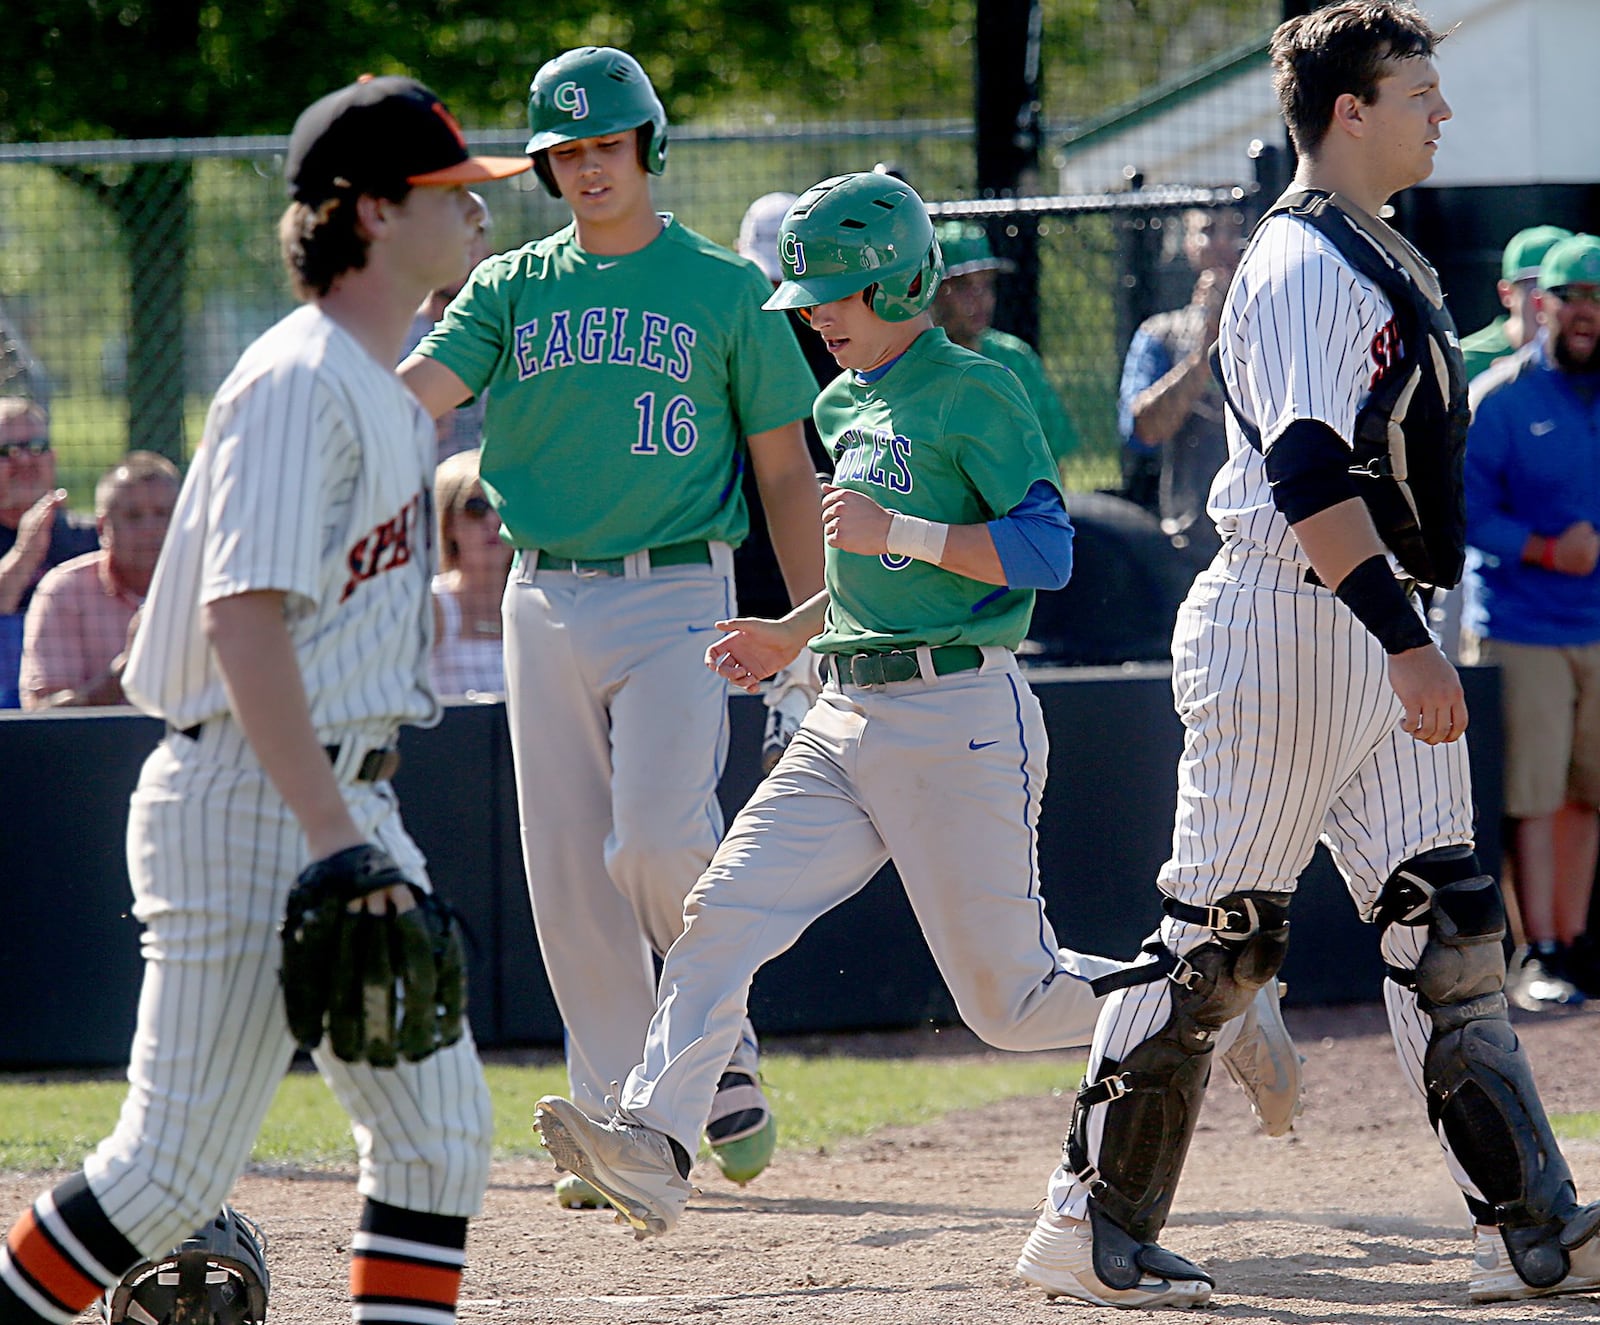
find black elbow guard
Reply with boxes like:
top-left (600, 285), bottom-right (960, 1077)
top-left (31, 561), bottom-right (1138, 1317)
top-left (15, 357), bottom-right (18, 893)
top-left (1264, 419), bottom-right (1361, 524)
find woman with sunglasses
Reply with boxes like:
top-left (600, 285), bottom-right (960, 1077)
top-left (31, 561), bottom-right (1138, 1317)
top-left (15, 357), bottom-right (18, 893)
top-left (432, 448), bottom-right (512, 698)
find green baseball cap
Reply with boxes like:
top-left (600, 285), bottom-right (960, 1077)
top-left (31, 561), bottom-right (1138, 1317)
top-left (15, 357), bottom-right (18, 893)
top-left (934, 221), bottom-right (1015, 279)
top-left (1539, 234), bottom-right (1600, 291)
top-left (1502, 225), bottom-right (1572, 282)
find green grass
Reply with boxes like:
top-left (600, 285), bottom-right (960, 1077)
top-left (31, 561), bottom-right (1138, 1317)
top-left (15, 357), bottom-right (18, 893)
top-left (1558, 1112), bottom-right (1600, 1142)
top-left (7, 1057), bottom-right (1595, 1174)
top-left (0, 1050), bottom-right (1086, 1173)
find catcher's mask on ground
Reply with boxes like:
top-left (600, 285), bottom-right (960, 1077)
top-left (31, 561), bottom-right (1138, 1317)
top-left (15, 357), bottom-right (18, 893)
top-left (102, 1206), bottom-right (269, 1325)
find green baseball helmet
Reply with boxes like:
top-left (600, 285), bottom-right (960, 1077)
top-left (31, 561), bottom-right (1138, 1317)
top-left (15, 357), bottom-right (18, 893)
top-left (763, 173), bottom-right (943, 322)
top-left (525, 47), bottom-right (668, 196)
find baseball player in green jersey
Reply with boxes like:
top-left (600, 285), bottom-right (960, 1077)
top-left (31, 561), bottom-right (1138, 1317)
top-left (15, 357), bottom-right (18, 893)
top-left (931, 219), bottom-right (1080, 463)
top-left (532, 172), bottom-right (1301, 1238)
top-left (400, 46), bottom-right (823, 1203)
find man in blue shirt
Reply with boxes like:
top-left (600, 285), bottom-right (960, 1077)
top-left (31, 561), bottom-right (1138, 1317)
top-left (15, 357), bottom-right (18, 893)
top-left (1466, 233), bottom-right (1600, 1007)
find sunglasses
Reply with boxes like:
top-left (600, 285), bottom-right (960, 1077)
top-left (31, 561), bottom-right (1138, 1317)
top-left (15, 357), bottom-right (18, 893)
top-left (793, 287), bottom-right (877, 325)
top-left (460, 494), bottom-right (494, 520)
top-left (1548, 285), bottom-right (1600, 306)
top-left (0, 436), bottom-right (49, 461)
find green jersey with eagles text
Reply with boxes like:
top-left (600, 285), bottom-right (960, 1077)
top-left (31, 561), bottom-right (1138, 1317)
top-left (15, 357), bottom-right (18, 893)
top-left (415, 216), bottom-right (816, 559)
top-left (811, 327), bottom-right (1058, 654)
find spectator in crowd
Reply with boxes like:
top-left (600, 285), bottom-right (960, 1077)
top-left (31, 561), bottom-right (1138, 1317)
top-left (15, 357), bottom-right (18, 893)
top-left (0, 399), bottom-right (97, 706)
top-left (733, 191), bottom-right (837, 770)
top-left (20, 451), bottom-right (180, 709)
top-left (0, 304), bottom-right (50, 401)
top-left (736, 191), bottom-right (840, 400)
top-left (1465, 232), bottom-right (1600, 1008)
top-left (430, 448), bottom-right (511, 699)
top-left (1432, 226), bottom-right (1573, 662)
top-left (931, 220), bottom-right (1080, 466)
top-left (1117, 208), bottom-right (1245, 556)
top-left (732, 190), bottom-right (836, 621)
top-left (402, 192), bottom-right (495, 462)
top-left (1462, 224), bottom-right (1573, 383)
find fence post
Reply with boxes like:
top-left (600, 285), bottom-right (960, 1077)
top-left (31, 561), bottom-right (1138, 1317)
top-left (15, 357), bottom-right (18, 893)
top-left (977, 0), bottom-right (1043, 347)
top-left (116, 160), bottom-right (191, 463)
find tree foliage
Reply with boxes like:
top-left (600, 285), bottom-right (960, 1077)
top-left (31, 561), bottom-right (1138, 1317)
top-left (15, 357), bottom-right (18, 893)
top-left (3, 0), bottom-right (970, 141)
top-left (3, 1), bottom-right (1278, 142)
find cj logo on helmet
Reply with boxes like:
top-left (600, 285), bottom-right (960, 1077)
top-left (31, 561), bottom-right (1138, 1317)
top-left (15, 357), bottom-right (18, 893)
top-left (781, 233), bottom-right (807, 277)
top-left (554, 81), bottom-right (590, 120)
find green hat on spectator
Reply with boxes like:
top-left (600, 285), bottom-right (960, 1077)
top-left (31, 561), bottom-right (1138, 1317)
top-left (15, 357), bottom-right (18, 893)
top-left (1502, 225), bottom-right (1572, 282)
top-left (934, 221), bottom-right (1015, 279)
top-left (1539, 233), bottom-right (1600, 291)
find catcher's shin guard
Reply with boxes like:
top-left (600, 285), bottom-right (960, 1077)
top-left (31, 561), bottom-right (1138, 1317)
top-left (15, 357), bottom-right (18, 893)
top-left (1068, 891), bottom-right (1290, 1262)
top-left (1380, 847), bottom-right (1600, 1291)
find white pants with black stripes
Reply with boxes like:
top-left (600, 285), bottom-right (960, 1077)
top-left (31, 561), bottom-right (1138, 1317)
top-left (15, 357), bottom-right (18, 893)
top-left (1046, 547), bottom-right (1481, 1222)
top-left (81, 722), bottom-right (492, 1258)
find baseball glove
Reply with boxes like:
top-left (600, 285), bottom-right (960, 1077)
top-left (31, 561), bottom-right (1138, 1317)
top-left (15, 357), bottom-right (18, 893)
top-left (280, 844), bottom-right (466, 1067)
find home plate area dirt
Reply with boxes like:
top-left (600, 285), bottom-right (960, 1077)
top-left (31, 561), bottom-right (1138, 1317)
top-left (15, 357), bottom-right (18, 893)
top-left (7, 1002), bottom-right (1598, 1323)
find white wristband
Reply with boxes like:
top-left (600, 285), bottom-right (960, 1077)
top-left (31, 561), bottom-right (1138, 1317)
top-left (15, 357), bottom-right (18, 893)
top-left (885, 512), bottom-right (950, 564)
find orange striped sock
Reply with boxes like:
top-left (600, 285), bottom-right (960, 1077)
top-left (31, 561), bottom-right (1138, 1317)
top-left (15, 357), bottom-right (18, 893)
top-left (349, 1200), bottom-right (467, 1324)
top-left (0, 1176), bottom-right (141, 1324)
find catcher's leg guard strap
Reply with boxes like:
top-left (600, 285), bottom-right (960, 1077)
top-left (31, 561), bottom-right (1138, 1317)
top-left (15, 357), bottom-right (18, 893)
top-left (1069, 891), bottom-right (1291, 1245)
top-left (1379, 847), bottom-right (1580, 1288)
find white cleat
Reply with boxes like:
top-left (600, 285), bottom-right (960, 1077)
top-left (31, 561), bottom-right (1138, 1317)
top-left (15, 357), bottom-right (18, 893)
top-left (1469, 1214), bottom-right (1600, 1304)
top-left (534, 1095), bottom-right (691, 1237)
top-left (1015, 1209), bottom-right (1212, 1309)
top-left (1220, 978), bottom-right (1303, 1137)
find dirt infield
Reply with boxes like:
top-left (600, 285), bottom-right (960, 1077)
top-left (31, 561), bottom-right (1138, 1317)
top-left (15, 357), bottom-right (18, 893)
top-left (8, 1002), bottom-right (1598, 1323)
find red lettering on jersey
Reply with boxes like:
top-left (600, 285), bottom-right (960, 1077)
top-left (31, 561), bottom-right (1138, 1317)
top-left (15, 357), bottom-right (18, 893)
top-left (388, 500), bottom-right (413, 570)
top-left (339, 490), bottom-right (425, 602)
top-left (341, 535), bottom-right (371, 603)
top-left (1369, 316), bottom-right (1402, 389)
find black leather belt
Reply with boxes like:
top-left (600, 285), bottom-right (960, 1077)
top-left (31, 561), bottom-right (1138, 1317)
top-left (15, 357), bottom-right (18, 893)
top-left (822, 645), bottom-right (985, 687)
top-left (169, 723), bottom-right (400, 783)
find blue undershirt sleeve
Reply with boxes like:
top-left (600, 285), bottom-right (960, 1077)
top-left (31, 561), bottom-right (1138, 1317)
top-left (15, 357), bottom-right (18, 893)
top-left (987, 480), bottom-right (1074, 590)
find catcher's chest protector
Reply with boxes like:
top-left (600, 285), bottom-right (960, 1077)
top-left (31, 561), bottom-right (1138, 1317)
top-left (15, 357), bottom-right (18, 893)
top-left (1222, 189), bottom-right (1470, 588)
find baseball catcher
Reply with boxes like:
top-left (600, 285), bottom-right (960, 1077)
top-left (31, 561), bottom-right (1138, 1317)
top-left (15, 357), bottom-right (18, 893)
top-left (101, 1206), bottom-right (268, 1325)
top-left (280, 844), bottom-right (466, 1067)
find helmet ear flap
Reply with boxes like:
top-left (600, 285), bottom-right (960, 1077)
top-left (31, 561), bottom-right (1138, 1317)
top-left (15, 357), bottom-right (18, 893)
top-left (636, 125), bottom-right (668, 176)
top-left (531, 151), bottom-right (560, 199)
top-left (867, 240), bottom-right (942, 322)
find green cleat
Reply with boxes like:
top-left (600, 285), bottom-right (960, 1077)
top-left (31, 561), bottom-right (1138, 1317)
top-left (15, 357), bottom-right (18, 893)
top-left (709, 1112), bottom-right (776, 1185)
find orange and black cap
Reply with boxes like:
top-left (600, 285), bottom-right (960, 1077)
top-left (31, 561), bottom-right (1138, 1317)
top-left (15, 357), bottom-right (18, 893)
top-left (287, 75), bottom-right (529, 204)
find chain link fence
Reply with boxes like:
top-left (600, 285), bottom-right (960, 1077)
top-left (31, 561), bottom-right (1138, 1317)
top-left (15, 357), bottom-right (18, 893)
top-left (0, 132), bottom-right (1269, 494)
top-left (0, 0), bottom-right (1287, 704)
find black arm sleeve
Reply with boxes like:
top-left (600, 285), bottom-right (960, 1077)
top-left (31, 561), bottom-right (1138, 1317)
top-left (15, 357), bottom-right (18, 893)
top-left (1263, 418), bottom-right (1362, 525)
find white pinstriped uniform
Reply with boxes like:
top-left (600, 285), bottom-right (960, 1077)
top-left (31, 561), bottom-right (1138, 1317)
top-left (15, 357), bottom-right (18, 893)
top-left (1047, 211), bottom-right (1483, 1221)
top-left (91, 304), bottom-right (492, 1257)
